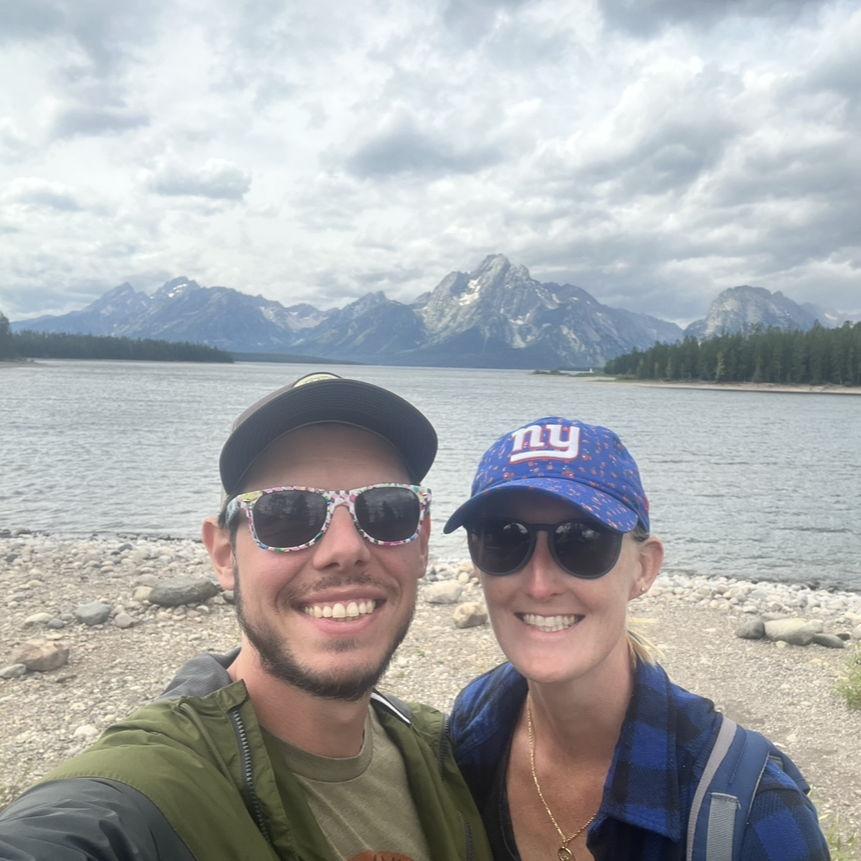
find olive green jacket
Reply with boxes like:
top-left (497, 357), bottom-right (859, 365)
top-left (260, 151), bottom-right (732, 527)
top-left (0, 651), bottom-right (492, 861)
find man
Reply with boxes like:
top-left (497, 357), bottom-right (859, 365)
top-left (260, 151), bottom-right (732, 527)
top-left (0, 372), bottom-right (492, 861)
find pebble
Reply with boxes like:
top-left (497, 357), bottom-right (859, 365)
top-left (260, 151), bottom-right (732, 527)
top-left (423, 581), bottom-right (464, 605)
top-left (812, 633), bottom-right (846, 649)
top-left (735, 617), bottom-right (765, 640)
top-left (148, 577), bottom-right (219, 608)
top-left (133, 586), bottom-right (153, 603)
top-left (764, 618), bottom-right (821, 646)
top-left (0, 664), bottom-right (27, 680)
top-left (23, 612), bottom-right (55, 628)
top-left (452, 602), bottom-right (488, 629)
top-left (72, 724), bottom-right (99, 741)
top-left (113, 613), bottom-right (135, 629)
top-left (74, 602), bottom-right (113, 627)
top-left (11, 639), bottom-right (70, 672)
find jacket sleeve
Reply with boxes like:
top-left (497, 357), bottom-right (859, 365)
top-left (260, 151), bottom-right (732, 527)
top-left (740, 761), bottom-right (831, 861)
top-left (0, 779), bottom-right (197, 861)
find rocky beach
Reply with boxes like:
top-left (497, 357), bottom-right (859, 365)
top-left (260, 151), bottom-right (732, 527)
top-left (1, 531), bottom-right (860, 851)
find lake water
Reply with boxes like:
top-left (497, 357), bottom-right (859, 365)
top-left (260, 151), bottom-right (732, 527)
top-left (1, 360), bottom-right (859, 592)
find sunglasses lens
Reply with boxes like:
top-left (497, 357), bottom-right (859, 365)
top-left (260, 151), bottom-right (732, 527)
top-left (252, 490), bottom-right (327, 549)
top-left (467, 518), bottom-right (533, 576)
top-left (355, 486), bottom-right (422, 542)
top-left (552, 521), bottom-right (622, 578)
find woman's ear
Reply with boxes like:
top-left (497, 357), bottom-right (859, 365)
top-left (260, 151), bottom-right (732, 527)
top-left (202, 516), bottom-right (236, 591)
top-left (630, 535), bottom-right (664, 599)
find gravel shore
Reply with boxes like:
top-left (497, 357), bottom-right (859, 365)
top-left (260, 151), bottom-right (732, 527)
top-left (2, 532), bottom-right (860, 850)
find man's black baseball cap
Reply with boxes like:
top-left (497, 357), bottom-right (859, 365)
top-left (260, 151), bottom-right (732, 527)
top-left (219, 372), bottom-right (438, 494)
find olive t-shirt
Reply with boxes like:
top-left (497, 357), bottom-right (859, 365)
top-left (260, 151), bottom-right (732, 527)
top-left (262, 709), bottom-right (431, 861)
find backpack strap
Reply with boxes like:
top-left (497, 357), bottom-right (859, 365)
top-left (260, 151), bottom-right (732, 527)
top-left (686, 715), bottom-right (774, 861)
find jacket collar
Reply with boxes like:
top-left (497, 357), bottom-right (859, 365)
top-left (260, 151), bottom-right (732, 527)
top-left (597, 660), bottom-right (682, 842)
top-left (159, 648), bottom-right (240, 700)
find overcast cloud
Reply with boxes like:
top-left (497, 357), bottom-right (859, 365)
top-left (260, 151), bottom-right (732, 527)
top-left (1, 0), bottom-right (858, 324)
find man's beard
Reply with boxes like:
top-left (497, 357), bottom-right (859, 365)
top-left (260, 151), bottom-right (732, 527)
top-left (232, 562), bottom-right (414, 701)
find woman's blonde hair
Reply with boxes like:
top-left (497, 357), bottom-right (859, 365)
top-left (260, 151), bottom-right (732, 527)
top-left (626, 525), bottom-right (661, 666)
top-left (626, 623), bottom-right (660, 666)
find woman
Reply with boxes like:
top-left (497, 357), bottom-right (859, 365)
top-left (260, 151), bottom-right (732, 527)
top-left (445, 416), bottom-right (829, 860)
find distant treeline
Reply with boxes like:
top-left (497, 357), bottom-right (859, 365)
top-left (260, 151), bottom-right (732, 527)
top-left (9, 327), bottom-right (232, 363)
top-left (605, 323), bottom-right (861, 386)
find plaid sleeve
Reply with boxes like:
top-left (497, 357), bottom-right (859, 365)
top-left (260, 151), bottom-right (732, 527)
top-left (741, 760), bottom-right (831, 861)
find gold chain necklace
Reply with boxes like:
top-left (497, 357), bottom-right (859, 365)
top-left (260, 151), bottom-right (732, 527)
top-left (526, 699), bottom-right (597, 861)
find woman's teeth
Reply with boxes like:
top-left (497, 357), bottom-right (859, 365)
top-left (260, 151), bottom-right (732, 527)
top-left (522, 613), bottom-right (579, 632)
top-left (303, 600), bottom-right (377, 620)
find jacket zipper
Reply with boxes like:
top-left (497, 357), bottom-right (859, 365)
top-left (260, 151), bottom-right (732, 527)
top-left (441, 713), bottom-right (475, 861)
top-left (228, 704), bottom-right (274, 846)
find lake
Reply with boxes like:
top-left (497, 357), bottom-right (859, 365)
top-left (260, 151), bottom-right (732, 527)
top-left (1, 360), bottom-right (859, 591)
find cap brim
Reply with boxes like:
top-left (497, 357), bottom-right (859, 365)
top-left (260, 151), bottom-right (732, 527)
top-left (443, 476), bottom-right (639, 534)
top-left (220, 378), bottom-right (437, 493)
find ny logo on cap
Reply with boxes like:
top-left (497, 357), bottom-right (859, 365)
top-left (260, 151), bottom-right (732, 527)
top-left (509, 423), bottom-right (580, 463)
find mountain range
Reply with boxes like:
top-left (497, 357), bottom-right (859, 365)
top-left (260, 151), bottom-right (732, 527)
top-left (11, 255), bottom-right (847, 369)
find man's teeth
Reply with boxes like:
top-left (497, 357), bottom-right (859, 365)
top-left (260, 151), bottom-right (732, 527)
top-left (303, 600), bottom-right (378, 620)
top-left (522, 613), bottom-right (579, 632)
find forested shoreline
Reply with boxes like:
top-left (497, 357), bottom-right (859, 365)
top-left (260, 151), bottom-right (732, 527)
top-left (0, 315), bottom-right (231, 363)
top-left (605, 323), bottom-right (861, 386)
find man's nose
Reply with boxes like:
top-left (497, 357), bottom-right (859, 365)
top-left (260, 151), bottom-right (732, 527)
top-left (310, 505), bottom-right (370, 569)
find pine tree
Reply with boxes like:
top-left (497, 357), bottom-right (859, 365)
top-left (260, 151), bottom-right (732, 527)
top-left (0, 311), bottom-right (16, 359)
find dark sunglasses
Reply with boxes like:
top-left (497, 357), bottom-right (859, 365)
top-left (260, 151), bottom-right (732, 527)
top-left (466, 516), bottom-right (624, 579)
top-left (226, 484), bottom-right (431, 552)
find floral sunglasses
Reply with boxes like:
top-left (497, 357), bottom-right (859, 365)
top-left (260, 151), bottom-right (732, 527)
top-left (226, 483), bottom-right (431, 552)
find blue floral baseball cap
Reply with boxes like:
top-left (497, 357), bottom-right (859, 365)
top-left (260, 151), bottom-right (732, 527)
top-left (443, 416), bottom-right (649, 534)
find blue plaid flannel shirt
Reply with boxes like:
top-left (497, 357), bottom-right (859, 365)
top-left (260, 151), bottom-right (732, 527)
top-left (449, 660), bottom-right (829, 860)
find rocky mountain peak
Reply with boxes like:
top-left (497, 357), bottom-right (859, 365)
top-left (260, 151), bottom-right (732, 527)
top-left (345, 291), bottom-right (390, 314)
top-left (153, 277), bottom-right (202, 302)
top-left (685, 285), bottom-right (819, 339)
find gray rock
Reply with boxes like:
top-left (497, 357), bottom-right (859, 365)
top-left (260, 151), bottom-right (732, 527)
top-left (74, 602), bottom-right (113, 626)
top-left (452, 601), bottom-right (488, 629)
top-left (148, 577), bottom-right (219, 608)
top-left (423, 581), bottom-right (464, 605)
top-left (112, 612), bottom-right (135, 629)
top-left (763, 618), bottom-right (819, 646)
top-left (134, 574), bottom-right (159, 587)
top-left (0, 663), bottom-right (27, 679)
top-left (222, 590), bottom-right (235, 605)
top-left (735, 617), bottom-right (765, 640)
top-left (11, 639), bottom-right (70, 672)
top-left (811, 633), bottom-right (846, 649)
top-left (852, 625), bottom-right (861, 641)
top-left (46, 618), bottom-right (66, 630)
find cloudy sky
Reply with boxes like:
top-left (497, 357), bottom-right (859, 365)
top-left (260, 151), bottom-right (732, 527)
top-left (1, 0), bottom-right (859, 325)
